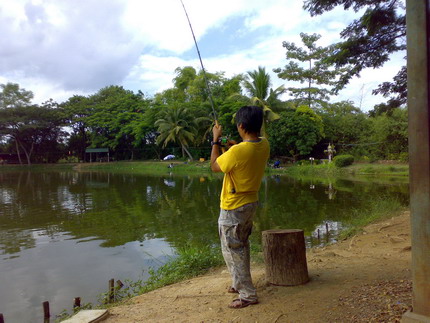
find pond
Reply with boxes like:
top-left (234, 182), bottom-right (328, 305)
top-left (0, 170), bottom-right (409, 322)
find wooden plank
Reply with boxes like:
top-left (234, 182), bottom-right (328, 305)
top-left (61, 310), bottom-right (109, 323)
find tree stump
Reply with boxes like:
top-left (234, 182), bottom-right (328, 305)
top-left (262, 229), bottom-right (309, 286)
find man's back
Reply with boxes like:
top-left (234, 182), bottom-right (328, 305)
top-left (216, 137), bottom-right (269, 210)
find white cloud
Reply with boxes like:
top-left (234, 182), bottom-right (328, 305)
top-left (0, 0), bottom-right (405, 111)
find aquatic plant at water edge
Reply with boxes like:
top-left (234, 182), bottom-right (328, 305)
top-left (338, 196), bottom-right (405, 239)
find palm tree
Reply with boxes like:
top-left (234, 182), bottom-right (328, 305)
top-left (155, 107), bottom-right (197, 160)
top-left (242, 66), bottom-right (286, 136)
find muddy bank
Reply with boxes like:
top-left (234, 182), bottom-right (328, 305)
top-left (104, 211), bottom-right (412, 322)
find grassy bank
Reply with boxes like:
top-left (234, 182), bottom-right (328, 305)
top-left (269, 162), bottom-right (409, 178)
top-left (115, 245), bottom-right (224, 298)
top-left (76, 160), bottom-right (409, 180)
top-left (78, 160), bottom-right (212, 175)
top-left (0, 163), bottom-right (75, 172)
top-left (1, 160), bottom-right (409, 180)
top-left (337, 196), bottom-right (407, 240)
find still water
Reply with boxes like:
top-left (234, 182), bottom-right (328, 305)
top-left (0, 170), bottom-right (409, 322)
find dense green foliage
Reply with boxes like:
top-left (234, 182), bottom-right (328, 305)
top-left (303, 0), bottom-right (406, 110)
top-left (0, 91), bottom-right (66, 164)
top-left (0, 76), bottom-right (408, 165)
top-left (333, 154), bottom-right (355, 167)
top-left (268, 106), bottom-right (324, 161)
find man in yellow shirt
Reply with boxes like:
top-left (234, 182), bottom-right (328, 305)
top-left (211, 106), bottom-right (270, 309)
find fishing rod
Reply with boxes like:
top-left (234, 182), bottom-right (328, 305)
top-left (179, 0), bottom-right (218, 123)
top-left (180, 0), bottom-right (236, 150)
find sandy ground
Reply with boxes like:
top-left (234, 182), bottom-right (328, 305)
top-left (104, 211), bottom-right (412, 323)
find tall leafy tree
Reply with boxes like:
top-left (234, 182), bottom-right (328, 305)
top-left (303, 0), bottom-right (406, 107)
top-left (318, 101), bottom-right (370, 155)
top-left (62, 95), bottom-right (92, 160)
top-left (155, 107), bottom-right (197, 160)
top-left (156, 66), bottom-right (246, 143)
top-left (0, 83), bottom-right (34, 109)
top-left (0, 103), bottom-right (65, 164)
top-left (0, 83), bottom-right (65, 164)
top-left (241, 66), bottom-right (285, 136)
top-left (268, 105), bottom-right (324, 161)
top-left (274, 33), bottom-right (341, 108)
top-left (367, 107), bottom-right (408, 160)
top-left (85, 86), bottom-right (148, 160)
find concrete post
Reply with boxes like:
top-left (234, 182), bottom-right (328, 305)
top-left (403, 1), bottom-right (430, 322)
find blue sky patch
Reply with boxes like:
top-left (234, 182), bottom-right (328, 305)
top-left (181, 15), bottom-right (274, 59)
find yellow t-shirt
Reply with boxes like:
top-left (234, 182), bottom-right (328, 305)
top-left (216, 137), bottom-right (270, 210)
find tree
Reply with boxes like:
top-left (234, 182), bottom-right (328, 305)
top-left (367, 107), bottom-right (408, 160)
top-left (303, 0), bottom-right (406, 106)
top-left (267, 105), bottom-right (324, 161)
top-left (0, 83), bottom-right (34, 109)
top-left (274, 33), bottom-right (341, 108)
top-left (0, 103), bottom-right (66, 164)
top-left (155, 107), bottom-right (197, 160)
top-left (0, 84), bottom-right (65, 164)
top-left (84, 86), bottom-right (149, 160)
top-left (62, 95), bottom-right (92, 161)
top-left (155, 67), bottom-right (247, 144)
top-left (240, 66), bottom-right (285, 136)
top-left (318, 101), bottom-right (370, 155)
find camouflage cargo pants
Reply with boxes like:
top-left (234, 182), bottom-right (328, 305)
top-left (218, 202), bottom-right (258, 302)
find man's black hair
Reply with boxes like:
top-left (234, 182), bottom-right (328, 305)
top-left (235, 105), bottom-right (263, 134)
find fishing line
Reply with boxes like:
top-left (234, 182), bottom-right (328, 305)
top-left (179, 0), bottom-right (218, 122)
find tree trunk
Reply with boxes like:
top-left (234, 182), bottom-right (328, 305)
top-left (182, 144), bottom-right (193, 161)
top-left (262, 229), bottom-right (309, 286)
top-left (152, 146), bottom-right (160, 160)
top-left (17, 140), bottom-right (33, 165)
top-left (15, 139), bottom-right (23, 165)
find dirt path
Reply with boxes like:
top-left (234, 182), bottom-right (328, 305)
top-left (104, 211), bottom-right (412, 322)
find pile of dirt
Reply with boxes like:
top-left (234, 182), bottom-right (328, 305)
top-left (104, 211), bottom-right (412, 323)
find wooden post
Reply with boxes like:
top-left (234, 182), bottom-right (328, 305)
top-left (109, 278), bottom-right (115, 303)
top-left (116, 280), bottom-right (124, 289)
top-left (73, 297), bottom-right (81, 309)
top-left (43, 301), bottom-right (50, 319)
top-left (262, 229), bottom-right (309, 286)
top-left (403, 0), bottom-right (430, 321)
top-left (0, 313), bottom-right (4, 323)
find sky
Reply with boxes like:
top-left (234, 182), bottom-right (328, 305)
top-left (0, 0), bottom-right (405, 112)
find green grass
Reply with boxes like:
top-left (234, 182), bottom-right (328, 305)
top-left (81, 161), bottom-right (213, 174)
top-left (348, 163), bottom-right (409, 176)
top-left (337, 196), bottom-right (406, 240)
top-left (267, 162), bottom-right (409, 179)
top-left (274, 162), bottom-right (343, 176)
top-left (129, 245), bottom-right (224, 295)
top-left (0, 163), bottom-right (75, 172)
top-left (1, 160), bottom-right (410, 180)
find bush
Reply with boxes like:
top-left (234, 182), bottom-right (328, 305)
top-left (398, 152), bottom-right (409, 163)
top-left (333, 154), bottom-right (354, 168)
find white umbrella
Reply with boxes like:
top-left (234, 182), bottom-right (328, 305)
top-left (163, 154), bottom-right (175, 161)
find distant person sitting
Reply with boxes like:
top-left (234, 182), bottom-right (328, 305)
top-left (273, 160), bottom-right (281, 168)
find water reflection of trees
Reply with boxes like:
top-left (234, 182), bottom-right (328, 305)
top-left (0, 171), bottom-right (409, 255)
top-left (0, 171), bottom-right (224, 254)
top-left (254, 176), bottom-right (409, 246)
